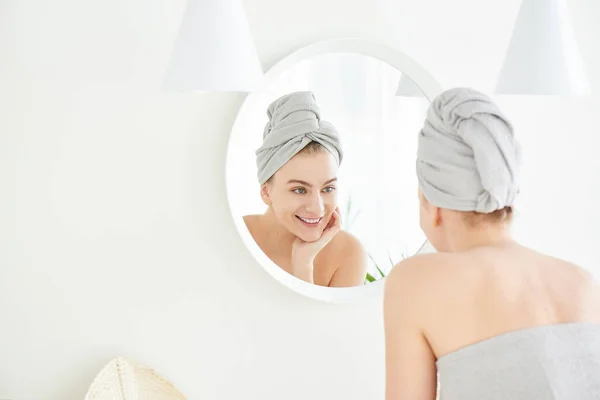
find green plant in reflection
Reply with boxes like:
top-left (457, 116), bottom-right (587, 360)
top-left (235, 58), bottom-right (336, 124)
top-left (365, 252), bottom-right (395, 283)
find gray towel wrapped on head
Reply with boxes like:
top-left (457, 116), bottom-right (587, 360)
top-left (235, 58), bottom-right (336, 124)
top-left (255, 91), bottom-right (343, 185)
top-left (417, 88), bottom-right (522, 213)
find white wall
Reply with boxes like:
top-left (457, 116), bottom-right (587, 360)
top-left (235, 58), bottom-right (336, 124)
top-left (1, 0), bottom-right (599, 399)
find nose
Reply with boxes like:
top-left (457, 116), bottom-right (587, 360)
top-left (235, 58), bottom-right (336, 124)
top-left (305, 192), bottom-right (325, 215)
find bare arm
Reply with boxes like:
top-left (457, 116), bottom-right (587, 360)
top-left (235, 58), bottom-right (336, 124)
top-left (384, 258), bottom-right (437, 400)
top-left (328, 233), bottom-right (368, 287)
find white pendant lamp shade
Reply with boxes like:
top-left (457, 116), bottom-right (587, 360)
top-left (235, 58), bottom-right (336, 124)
top-left (395, 74), bottom-right (425, 97)
top-left (495, 0), bottom-right (589, 95)
top-left (162, 0), bottom-right (263, 92)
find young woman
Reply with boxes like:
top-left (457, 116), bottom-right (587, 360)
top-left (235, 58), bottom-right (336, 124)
top-left (384, 88), bottom-right (600, 399)
top-left (244, 91), bottom-right (368, 287)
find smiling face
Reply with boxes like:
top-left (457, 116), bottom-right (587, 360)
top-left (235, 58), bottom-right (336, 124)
top-left (261, 145), bottom-right (339, 242)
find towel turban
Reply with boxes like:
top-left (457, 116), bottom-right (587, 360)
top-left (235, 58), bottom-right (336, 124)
top-left (417, 87), bottom-right (522, 213)
top-left (255, 91), bottom-right (343, 185)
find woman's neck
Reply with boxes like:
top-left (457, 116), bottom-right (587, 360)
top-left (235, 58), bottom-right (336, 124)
top-left (445, 223), bottom-right (515, 253)
top-left (261, 207), bottom-right (297, 248)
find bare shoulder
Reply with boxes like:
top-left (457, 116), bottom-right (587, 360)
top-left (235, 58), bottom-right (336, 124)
top-left (549, 253), bottom-right (596, 278)
top-left (243, 214), bottom-right (261, 232)
top-left (326, 229), bottom-right (367, 259)
top-left (543, 252), bottom-right (600, 290)
top-left (337, 229), bottom-right (364, 249)
top-left (243, 214), bottom-right (265, 244)
top-left (243, 214), bottom-right (261, 226)
top-left (321, 230), bottom-right (368, 287)
top-left (386, 253), bottom-right (457, 289)
top-left (384, 252), bottom-right (467, 307)
top-left (509, 244), bottom-right (598, 284)
top-left (382, 253), bottom-right (456, 332)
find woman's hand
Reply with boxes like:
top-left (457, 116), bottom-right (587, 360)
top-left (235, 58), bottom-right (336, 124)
top-left (290, 208), bottom-right (342, 283)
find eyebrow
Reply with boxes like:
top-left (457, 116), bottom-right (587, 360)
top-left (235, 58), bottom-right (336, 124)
top-left (287, 178), bottom-right (337, 187)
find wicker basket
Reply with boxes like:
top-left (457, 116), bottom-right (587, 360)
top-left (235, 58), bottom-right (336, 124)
top-left (84, 357), bottom-right (187, 400)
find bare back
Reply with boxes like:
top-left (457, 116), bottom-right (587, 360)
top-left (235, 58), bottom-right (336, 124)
top-left (419, 244), bottom-right (600, 358)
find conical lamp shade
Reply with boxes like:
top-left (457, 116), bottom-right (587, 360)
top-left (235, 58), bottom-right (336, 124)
top-left (495, 0), bottom-right (589, 95)
top-left (395, 74), bottom-right (425, 97)
top-left (162, 0), bottom-right (263, 92)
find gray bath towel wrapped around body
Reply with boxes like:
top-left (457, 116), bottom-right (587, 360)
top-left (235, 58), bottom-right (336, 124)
top-left (255, 91), bottom-right (343, 185)
top-left (436, 323), bottom-right (600, 399)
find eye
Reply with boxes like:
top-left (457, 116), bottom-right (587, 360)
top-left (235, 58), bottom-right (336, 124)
top-left (323, 186), bottom-right (336, 193)
top-left (293, 188), bottom-right (306, 194)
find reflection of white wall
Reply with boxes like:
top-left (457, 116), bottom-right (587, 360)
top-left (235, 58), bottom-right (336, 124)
top-left (1, 1), bottom-right (600, 399)
top-left (229, 54), bottom-right (427, 277)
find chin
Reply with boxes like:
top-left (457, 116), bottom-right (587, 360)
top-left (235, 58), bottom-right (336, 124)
top-left (303, 233), bottom-right (322, 243)
top-left (287, 215), bottom-right (326, 242)
top-left (294, 229), bottom-right (321, 243)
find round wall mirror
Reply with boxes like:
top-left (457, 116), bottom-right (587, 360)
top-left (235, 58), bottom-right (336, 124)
top-left (226, 39), bottom-right (443, 303)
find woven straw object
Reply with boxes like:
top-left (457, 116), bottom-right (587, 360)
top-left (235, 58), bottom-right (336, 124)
top-left (84, 357), bottom-right (187, 400)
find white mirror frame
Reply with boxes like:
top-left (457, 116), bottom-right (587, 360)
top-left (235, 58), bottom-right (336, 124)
top-left (225, 38), bottom-right (444, 303)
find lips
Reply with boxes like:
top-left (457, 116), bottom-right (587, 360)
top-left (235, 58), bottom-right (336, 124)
top-left (296, 215), bottom-right (323, 226)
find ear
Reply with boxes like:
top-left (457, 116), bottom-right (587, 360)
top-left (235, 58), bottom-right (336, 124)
top-left (260, 183), bottom-right (272, 206)
top-left (421, 193), bottom-right (442, 228)
top-left (432, 206), bottom-right (442, 227)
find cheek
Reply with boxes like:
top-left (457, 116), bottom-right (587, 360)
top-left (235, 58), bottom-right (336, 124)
top-left (272, 192), bottom-right (303, 214)
top-left (326, 192), bottom-right (338, 206)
